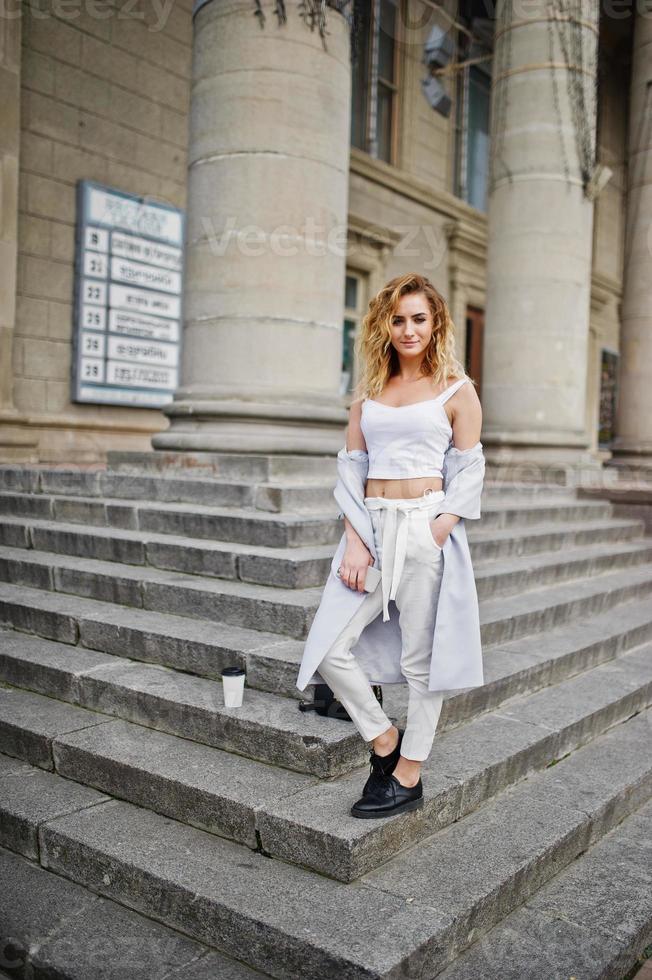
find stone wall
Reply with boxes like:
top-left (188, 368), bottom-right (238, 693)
top-left (0, 0), bottom-right (633, 462)
top-left (2, 0), bottom-right (192, 462)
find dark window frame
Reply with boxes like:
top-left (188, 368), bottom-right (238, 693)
top-left (351, 0), bottom-right (402, 165)
top-left (453, 6), bottom-right (493, 212)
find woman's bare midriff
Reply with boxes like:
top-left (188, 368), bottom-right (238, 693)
top-left (364, 475), bottom-right (443, 499)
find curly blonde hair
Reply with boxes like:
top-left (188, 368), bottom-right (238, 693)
top-left (353, 273), bottom-right (469, 400)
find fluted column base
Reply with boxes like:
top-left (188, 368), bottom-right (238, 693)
top-left (152, 394), bottom-right (348, 454)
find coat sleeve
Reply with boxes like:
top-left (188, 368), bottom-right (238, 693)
top-left (435, 441), bottom-right (485, 521)
top-left (334, 447), bottom-right (369, 520)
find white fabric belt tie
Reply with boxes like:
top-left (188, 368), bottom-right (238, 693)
top-left (365, 490), bottom-right (445, 622)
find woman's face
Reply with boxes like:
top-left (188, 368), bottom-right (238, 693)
top-left (389, 292), bottom-right (433, 361)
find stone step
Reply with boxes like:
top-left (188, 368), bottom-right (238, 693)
top-left (2, 540), bottom-right (652, 645)
top-left (104, 448), bottom-right (601, 488)
top-left (0, 512), bottom-right (646, 590)
top-left (0, 687), bottom-right (315, 848)
top-left (0, 465), bottom-right (335, 514)
top-left (105, 448), bottom-right (338, 481)
top-left (0, 845), bottom-right (268, 979)
top-left (2, 576), bottom-right (652, 712)
top-left (473, 535), bottom-right (652, 599)
top-left (0, 492), bottom-right (342, 547)
top-left (252, 642), bottom-right (652, 880)
top-left (436, 797), bottom-right (652, 980)
top-left (0, 544), bottom-right (321, 639)
top-left (0, 514), bottom-right (335, 589)
top-left (0, 463), bottom-right (596, 513)
top-left (0, 578), bottom-right (651, 785)
top-left (1, 641), bottom-right (650, 881)
top-left (478, 559), bottom-right (652, 648)
top-left (0, 489), bottom-right (615, 544)
top-left (105, 448), bottom-right (612, 493)
top-left (470, 513), bottom-right (645, 556)
top-left (0, 582), bottom-right (307, 699)
top-left (0, 628), bottom-right (364, 777)
top-left (0, 705), bottom-right (649, 978)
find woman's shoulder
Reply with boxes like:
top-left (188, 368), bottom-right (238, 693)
top-left (432, 374), bottom-right (466, 396)
top-left (348, 396), bottom-right (366, 415)
top-left (445, 374), bottom-right (477, 396)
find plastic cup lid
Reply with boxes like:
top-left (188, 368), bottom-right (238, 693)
top-left (221, 666), bottom-right (246, 677)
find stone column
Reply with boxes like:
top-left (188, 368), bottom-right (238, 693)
top-left (481, 0), bottom-right (599, 466)
top-left (610, 9), bottom-right (652, 472)
top-left (152, 0), bottom-right (352, 455)
top-left (0, 9), bottom-right (20, 415)
top-left (0, 7), bottom-right (33, 462)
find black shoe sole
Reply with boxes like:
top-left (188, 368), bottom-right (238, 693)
top-left (350, 795), bottom-right (424, 819)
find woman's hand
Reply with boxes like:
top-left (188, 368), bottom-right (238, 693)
top-left (429, 514), bottom-right (458, 548)
top-left (338, 539), bottom-right (375, 593)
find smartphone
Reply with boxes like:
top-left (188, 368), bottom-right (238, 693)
top-left (336, 563), bottom-right (381, 592)
top-left (363, 564), bottom-right (382, 593)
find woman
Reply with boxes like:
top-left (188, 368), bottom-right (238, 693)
top-left (296, 273), bottom-right (484, 820)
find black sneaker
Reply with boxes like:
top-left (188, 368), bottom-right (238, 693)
top-left (351, 771), bottom-right (423, 819)
top-left (361, 727), bottom-right (405, 796)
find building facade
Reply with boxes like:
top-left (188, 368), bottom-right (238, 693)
top-left (0, 0), bottom-right (649, 473)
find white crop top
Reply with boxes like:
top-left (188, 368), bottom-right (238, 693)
top-left (360, 377), bottom-right (470, 479)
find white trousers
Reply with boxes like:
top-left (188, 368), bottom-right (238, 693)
top-left (318, 490), bottom-right (446, 762)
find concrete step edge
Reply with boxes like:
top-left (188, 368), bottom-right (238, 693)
top-left (1, 573), bottom-right (652, 705)
top-left (434, 794), bottom-right (652, 980)
top-left (0, 844), bottom-right (269, 980)
top-left (0, 490), bottom-right (333, 524)
top-left (0, 642), bottom-right (650, 880)
top-left (2, 514), bottom-right (647, 596)
top-left (3, 543), bottom-right (652, 649)
top-left (3, 544), bottom-right (652, 619)
top-left (0, 630), bottom-right (362, 777)
top-left (0, 512), bottom-right (644, 557)
top-left (0, 488), bottom-right (616, 520)
top-left (479, 559), bottom-right (652, 626)
top-left (0, 544), bottom-right (322, 607)
top-left (252, 643), bottom-right (652, 879)
top-left (0, 706), bottom-right (649, 978)
top-left (0, 463), bottom-right (612, 496)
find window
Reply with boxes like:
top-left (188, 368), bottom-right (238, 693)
top-left (341, 272), bottom-right (366, 395)
top-left (351, 0), bottom-right (400, 164)
top-left (598, 349), bottom-right (618, 448)
top-left (464, 306), bottom-right (484, 399)
top-left (454, 3), bottom-right (493, 212)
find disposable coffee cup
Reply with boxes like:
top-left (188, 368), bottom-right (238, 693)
top-left (221, 666), bottom-right (246, 707)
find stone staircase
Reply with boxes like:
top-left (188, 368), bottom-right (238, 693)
top-left (0, 454), bottom-right (651, 979)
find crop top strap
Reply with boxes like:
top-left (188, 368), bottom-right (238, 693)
top-left (438, 377), bottom-right (470, 405)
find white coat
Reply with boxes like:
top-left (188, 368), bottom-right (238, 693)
top-left (295, 440), bottom-right (486, 694)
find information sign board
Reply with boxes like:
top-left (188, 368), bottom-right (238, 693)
top-left (72, 180), bottom-right (184, 407)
